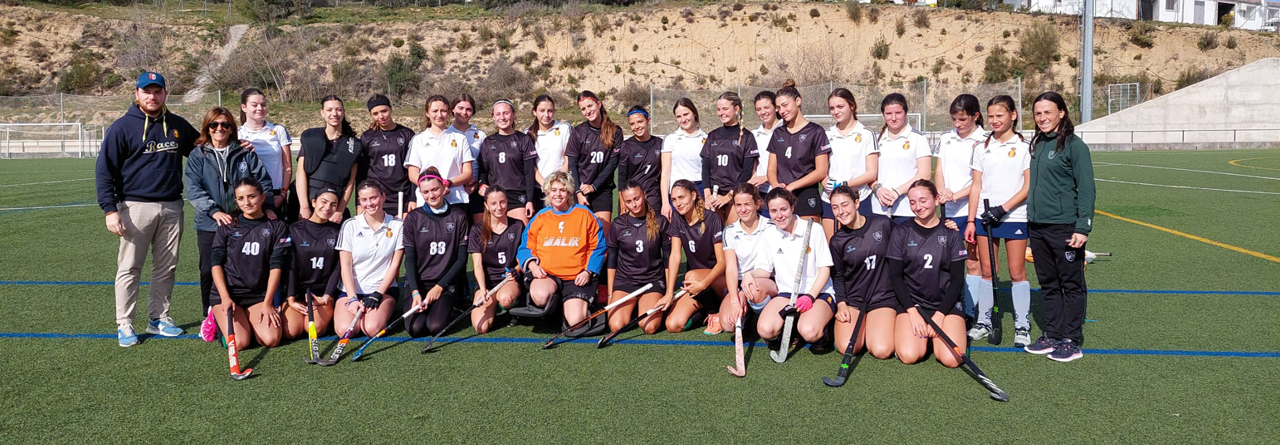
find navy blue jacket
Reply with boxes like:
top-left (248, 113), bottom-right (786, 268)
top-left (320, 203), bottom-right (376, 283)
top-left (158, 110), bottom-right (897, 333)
top-left (185, 144), bottom-right (275, 232)
top-left (95, 104), bottom-right (198, 213)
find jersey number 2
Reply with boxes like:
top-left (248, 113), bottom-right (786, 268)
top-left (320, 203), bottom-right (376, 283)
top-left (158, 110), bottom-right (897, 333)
top-left (922, 254), bottom-right (934, 269)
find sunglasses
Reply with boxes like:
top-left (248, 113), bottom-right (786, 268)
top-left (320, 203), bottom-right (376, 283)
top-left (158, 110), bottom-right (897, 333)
top-left (209, 122), bottom-right (233, 130)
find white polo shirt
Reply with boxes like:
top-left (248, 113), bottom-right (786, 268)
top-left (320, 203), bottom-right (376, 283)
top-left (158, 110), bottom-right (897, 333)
top-left (662, 128), bottom-right (708, 186)
top-left (825, 121), bottom-right (879, 203)
top-left (971, 134), bottom-right (1032, 223)
top-left (405, 129), bottom-right (474, 205)
top-left (873, 125), bottom-right (932, 217)
top-left (336, 213), bottom-right (404, 295)
top-left (722, 218), bottom-right (776, 280)
top-left (754, 219), bottom-right (834, 295)
top-left (935, 128), bottom-right (985, 218)
top-left (445, 123), bottom-right (487, 165)
top-left (752, 122), bottom-right (780, 179)
top-left (533, 120), bottom-right (573, 179)
top-left (237, 121), bottom-right (292, 190)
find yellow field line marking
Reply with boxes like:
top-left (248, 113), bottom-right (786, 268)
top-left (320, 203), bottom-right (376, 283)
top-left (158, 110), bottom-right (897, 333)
top-left (1096, 210), bottom-right (1280, 264)
top-left (1228, 157), bottom-right (1280, 172)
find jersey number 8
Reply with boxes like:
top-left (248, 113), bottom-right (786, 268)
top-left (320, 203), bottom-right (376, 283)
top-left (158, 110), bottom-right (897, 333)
top-left (241, 242), bottom-right (260, 256)
top-left (498, 152), bottom-right (506, 164)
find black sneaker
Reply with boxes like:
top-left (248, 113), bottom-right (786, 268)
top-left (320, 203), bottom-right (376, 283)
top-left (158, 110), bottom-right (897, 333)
top-left (1024, 335), bottom-right (1058, 355)
top-left (1048, 339), bottom-right (1083, 362)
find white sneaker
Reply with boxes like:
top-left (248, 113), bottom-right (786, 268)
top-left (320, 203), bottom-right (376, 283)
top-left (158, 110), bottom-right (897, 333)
top-left (967, 323), bottom-right (991, 341)
top-left (1013, 328), bottom-right (1032, 348)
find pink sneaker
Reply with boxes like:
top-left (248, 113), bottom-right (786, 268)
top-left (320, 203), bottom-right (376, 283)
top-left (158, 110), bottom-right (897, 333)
top-left (200, 308), bottom-right (218, 342)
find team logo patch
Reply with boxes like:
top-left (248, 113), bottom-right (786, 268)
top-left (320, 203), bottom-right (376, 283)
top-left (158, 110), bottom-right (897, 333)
top-left (510, 141), bottom-right (518, 148)
top-left (798, 134), bottom-right (807, 143)
top-left (554, 129), bottom-right (561, 136)
top-left (473, 131), bottom-right (479, 138)
top-left (238, 162), bottom-right (247, 172)
top-left (1065, 251), bottom-right (1076, 262)
top-left (326, 238), bottom-right (336, 247)
top-left (398, 137), bottom-right (405, 145)
top-left (232, 231), bottom-right (243, 238)
top-left (938, 235), bottom-right (947, 246)
top-left (446, 222), bottom-right (456, 233)
top-left (701, 138), bottom-right (706, 145)
top-left (507, 233), bottom-right (516, 241)
top-left (386, 230), bottom-right (394, 238)
top-left (872, 231), bottom-right (883, 242)
top-left (1008, 147), bottom-right (1017, 158)
top-left (172, 129), bottom-right (180, 138)
top-left (1047, 150), bottom-right (1058, 160)
top-left (261, 228), bottom-right (271, 237)
top-left (270, 130), bottom-right (276, 136)
top-left (451, 140), bottom-right (458, 148)
top-left (148, 73), bottom-right (157, 80)
top-left (855, 134), bottom-right (862, 143)
top-left (808, 198), bottom-right (817, 207)
top-left (903, 141), bottom-right (911, 150)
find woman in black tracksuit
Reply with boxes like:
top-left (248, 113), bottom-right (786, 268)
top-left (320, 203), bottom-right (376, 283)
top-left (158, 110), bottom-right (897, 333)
top-left (701, 91), bottom-right (760, 225)
top-left (402, 167), bottom-right (472, 337)
top-left (1023, 91), bottom-right (1096, 363)
top-left (281, 188), bottom-right (343, 339)
top-left (566, 90), bottom-right (623, 233)
top-left (889, 179), bottom-right (968, 368)
top-left (211, 178), bottom-right (291, 350)
top-left (358, 94), bottom-right (416, 217)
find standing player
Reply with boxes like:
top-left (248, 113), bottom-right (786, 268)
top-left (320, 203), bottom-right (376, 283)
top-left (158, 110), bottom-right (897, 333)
top-left (296, 95), bottom-right (362, 224)
top-left (767, 79), bottom-right (830, 223)
top-left (871, 93), bottom-right (931, 224)
top-left (660, 98), bottom-right (707, 218)
top-left (566, 91), bottom-right (622, 233)
top-left (751, 91), bottom-right (782, 191)
top-left (282, 188), bottom-right (343, 340)
top-left (936, 94), bottom-right (985, 320)
top-left (238, 88), bottom-right (293, 213)
top-left (605, 182), bottom-right (674, 334)
top-left (476, 99), bottom-right (538, 223)
top-left (617, 106), bottom-right (663, 212)
top-left (1024, 92), bottom-right (1095, 362)
top-left (822, 88), bottom-right (879, 239)
top-left (210, 178), bottom-right (291, 350)
top-left (665, 180), bottom-right (728, 334)
top-left (334, 181), bottom-right (404, 338)
top-left (405, 95), bottom-right (473, 209)
top-left (754, 188), bottom-right (835, 349)
top-left (720, 183), bottom-right (778, 334)
top-left (469, 186), bottom-right (525, 333)
top-left (518, 171), bottom-right (608, 328)
top-left (828, 185), bottom-right (897, 359)
top-left (401, 168), bottom-right (471, 337)
top-left (526, 94), bottom-right (573, 207)
top-left (889, 180), bottom-right (969, 368)
top-left (359, 94), bottom-right (416, 217)
top-left (701, 92), bottom-right (760, 225)
top-left (445, 94), bottom-right (488, 223)
top-left (964, 95), bottom-right (1032, 346)
top-left (185, 107), bottom-right (274, 316)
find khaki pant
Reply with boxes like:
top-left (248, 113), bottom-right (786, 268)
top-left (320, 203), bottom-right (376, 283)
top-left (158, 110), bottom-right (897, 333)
top-left (114, 200), bottom-right (184, 326)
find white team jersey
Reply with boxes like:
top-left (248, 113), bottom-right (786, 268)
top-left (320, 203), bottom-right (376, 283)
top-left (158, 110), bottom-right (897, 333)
top-left (336, 213), bottom-right (404, 295)
top-left (237, 121), bottom-right (292, 190)
top-left (754, 219), bottom-right (834, 295)
top-left (722, 218), bottom-right (776, 280)
top-left (935, 128), bottom-right (985, 218)
top-left (662, 128), bottom-right (708, 186)
top-left (445, 123), bottom-right (487, 165)
top-left (404, 129), bottom-right (474, 205)
top-left (971, 134), bottom-right (1032, 223)
top-left (824, 121), bottom-right (879, 203)
top-left (873, 125), bottom-right (932, 217)
top-left (752, 122), bottom-right (780, 179)
top-left (533, 120), bottom-right (572, 179)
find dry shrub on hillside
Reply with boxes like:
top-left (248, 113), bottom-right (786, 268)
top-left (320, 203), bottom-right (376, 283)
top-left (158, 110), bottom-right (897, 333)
top-left (480, 58), bottom-right (533, 105)
top-left (1017, 22), bottom-right (1058, 72)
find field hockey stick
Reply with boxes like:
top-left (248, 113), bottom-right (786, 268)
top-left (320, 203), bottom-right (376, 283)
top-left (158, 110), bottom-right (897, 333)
top-left (726, 313), bottom-right (746, 377)
top-left (422, 273), bottom-right (515, 353)
top-left (317, 307), bottom-right (365, 366)
top-left (771, 219), bottom-right (813, 363)
top-left (915, 304), bottom-right (1009, 402)
top-left (983, 199), bottom-right (1003, 346)
top-left (225, 306), bottom-right (253, 380)
top-left (543, 282), bottom-right (653, 349)
top-left (822, 294), bottom-right (872, 387)
top-left (304, 292), bottom-right (320, 364)
top-left (350, 280), bottom-right (460, 361)
top-left (597, 289), bottom-right (688, 348)
top-left (398, 191), bottom-right (404, 217)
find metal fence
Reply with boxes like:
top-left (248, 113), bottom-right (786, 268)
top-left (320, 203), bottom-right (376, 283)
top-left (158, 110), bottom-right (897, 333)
top-left (0, 92), bottom-right (223, 127)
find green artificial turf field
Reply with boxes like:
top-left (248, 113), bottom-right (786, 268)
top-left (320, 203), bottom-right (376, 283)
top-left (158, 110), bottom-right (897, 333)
top-left (2, 149), bottom-right (1278, 443)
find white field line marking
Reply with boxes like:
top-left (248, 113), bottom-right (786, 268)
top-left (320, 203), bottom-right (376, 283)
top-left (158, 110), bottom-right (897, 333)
top-left (1097, 178), bottom-right (1280, 195)
top-left (0, 178), bottom-right (93, 188)
top-left (0, 203), bottom-right (94, 211)
top-left (1094, 162), bottom-right (1280, 181)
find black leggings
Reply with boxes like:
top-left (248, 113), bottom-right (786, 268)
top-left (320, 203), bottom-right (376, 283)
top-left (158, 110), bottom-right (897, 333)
top-left (197, 230), bottom-right (216, 313)
top-left (404, 289), bottom-right (459, 338)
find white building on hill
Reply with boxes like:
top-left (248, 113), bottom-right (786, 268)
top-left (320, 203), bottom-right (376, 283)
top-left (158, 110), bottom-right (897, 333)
top-left (1005, 0), bottom-right (1280, 30)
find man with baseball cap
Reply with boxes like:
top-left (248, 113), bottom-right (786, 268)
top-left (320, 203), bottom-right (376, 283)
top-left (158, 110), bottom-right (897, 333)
top-left (95, 71), bottom-right (199, 347)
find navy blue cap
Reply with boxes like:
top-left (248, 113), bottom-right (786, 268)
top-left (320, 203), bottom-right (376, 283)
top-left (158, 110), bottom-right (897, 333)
top-left (136, 72), bottom-right (166, 89)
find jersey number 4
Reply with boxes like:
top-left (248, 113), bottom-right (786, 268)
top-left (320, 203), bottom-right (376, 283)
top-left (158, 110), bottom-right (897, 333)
top-left (241, 242), bottom-right (261, 256)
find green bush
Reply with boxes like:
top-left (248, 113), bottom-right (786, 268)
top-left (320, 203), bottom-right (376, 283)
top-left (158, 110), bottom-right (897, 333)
top-left (895, 17), bottom-right (905, 37)
top-left (1197, 32), bottom-right (1218, 50)
top-left (57, 60), bottom-right (99, 93)
top-left (912, 9), bottom-right (930, 29)
top-left (1226, 35), bottom-right (1237, 49)
top-left (381, 54), bottom-right (419, 100)
top-left (845, 0), bottom-right (862, 23)
top-left (1176, 67), bottom-right (1211, 89)
top-left (871, 36), bottom-right (890, 60)
top-left (1017, 22), bottom-right (1058, 71)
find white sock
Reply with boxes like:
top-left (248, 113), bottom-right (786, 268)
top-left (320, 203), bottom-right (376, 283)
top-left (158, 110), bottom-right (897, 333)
top-left (977, 279), bottom-right (994, 325)
top-left (964, 274), bottom-right (981, 318)
top-left (1012, 281), bottom-right (1031, 330)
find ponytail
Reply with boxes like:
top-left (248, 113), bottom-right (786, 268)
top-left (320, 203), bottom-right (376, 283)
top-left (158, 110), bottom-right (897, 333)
top-left (480, 185), bottom-right (507, 247)
top-left (877, 93), bottom-right (909, 144)
top-left (577, 90), bottom-right (619, 150)
top-left (983, 95), bottom-right (1021, 149)
top-left (239, 88), bottom-right (265, 125)
top-left (1028, 92), bottom-right (1074, 156)
top-left (320, 94), bottom-right (355, 137)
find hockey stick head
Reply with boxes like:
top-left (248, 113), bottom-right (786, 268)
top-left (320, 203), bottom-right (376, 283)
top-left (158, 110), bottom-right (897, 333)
top-left (727, 365), bottom-right (746, 378)
top-left (230, 368), bottom-right (254, 380)
top-left (821, 375), bottom-right (847, 387)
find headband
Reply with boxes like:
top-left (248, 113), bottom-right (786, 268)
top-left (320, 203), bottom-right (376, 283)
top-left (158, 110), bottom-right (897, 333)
top-left (367, 96), bottom-right (391, 111)
top-left (418, 173), bottom-right (445, 185)
top-left (493, 99), bottom-right (514, 109)
top-left (627, 109), bottom-right (649, 118)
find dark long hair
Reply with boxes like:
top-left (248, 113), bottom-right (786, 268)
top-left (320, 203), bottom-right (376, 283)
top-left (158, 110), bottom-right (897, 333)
top-left (480, 185), bottom-right (508, 247)
top-left (320, 95), bottom-right (355, 137)
top-left (753, 90), bottom-right (781, 122)
top-left (949, 94), bottom-right (985, 129)
top-left (828, 88), bottom-right (858, 117)
top-left (672, 97), bottom-right (700, 128)
top-left (231, 177), bottom-right (265, 217)
top-left (577, 90), bottom-right (619, 150)
top-left (672, 179), bottom-right (706, 232)
top-left (1029, 91), bottom-right (1075, 156)
top-left (622, 180), bottom-right (660, 242)
top-left (877, 93), bottom-right (909, 141)
top-left (239, 88), bottom-right (265, 125)
top-left (527, 94), bottom-right (555, 144)
top-left (983, 95), bottom-right (1024, 148)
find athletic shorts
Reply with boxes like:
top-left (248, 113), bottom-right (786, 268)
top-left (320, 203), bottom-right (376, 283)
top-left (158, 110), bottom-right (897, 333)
top-left (793, 185), bottom-right (821, 217)
top-left (584, 189), bottom-right (613, 213)
top-left (948, 216), bottom-right (970, 235)
top-left (841, 292), bottom-right (902, 312)
top-left (615, 280), bottom-right (665, 296)
top-left (898, 299), bottom-right (965, 317)
top-left (858, 198), bottom-right (873, 216)
top-left (229, 291), bottom-right (269, 308)
top-left (691, 287), bottom-right (725, 309)
top-left (747, 294), bottom-right (774, 313)
top-left (778, 292), bottom-right (836, 313)
top-left (821, 200), bottom-right (834, 219)
top-left (975, 220), bottom-right (1028, 240)
top-left (468, 191), bottom-right (485, 215)
top-left (526, 274), bottom-right (599, 304)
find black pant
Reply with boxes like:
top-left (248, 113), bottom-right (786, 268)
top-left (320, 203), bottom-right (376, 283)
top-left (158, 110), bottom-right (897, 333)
top-left (404, 282), bottom-right (460, 338)
top-left (197, 230), bottom-right (217, 313)
top-left (1029, 223), bottom-right (1088, 344)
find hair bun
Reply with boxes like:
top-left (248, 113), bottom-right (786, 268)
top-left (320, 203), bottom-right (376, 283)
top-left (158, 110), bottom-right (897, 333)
top-left (781, 78), bottom-right (797, 89)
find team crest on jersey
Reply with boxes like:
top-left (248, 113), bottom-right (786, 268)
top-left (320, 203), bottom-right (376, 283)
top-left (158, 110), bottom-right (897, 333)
top-left (398, 137), bottom-right (405, 145)
top-left (270, 130), bottom-right (276, 136)
top-left (1065, 251), bottom-right (1076, 262)
top-left (1047, 150), bottom-right (1057, 160)
top-left (855, 134), bottom-right (862, 143)
top-left (937, 235), bottom-right (947, 246)
top-left (903, 141), bottom-right (911, 150)
top-left (451, 140), bottom-right (458, 148)
top-left (386, 230), bottom-right (394, 238)
top-left (798, 134), bottom-right (807, 143)
top-left (507, 233), bottom-right (516, 241)
top-left (326, 238), bottom-right (336, 247)
top-left (1009, 147), bottom-right (1017, 158)
top-left (259, 228), bottom-right (270, 237)
top-left (872, 231), bottom-right (883, 242)
top-left (446, 222), bottom-right (456, 233)
top-left (555, 128), bottom-right (561, 136)
top-left (473, 131), bottom-right (479, 138)
top-left (808, 198), bottom-right (817, 208)
top-left (172, 129), bottom-right (180, 138)
top-left (509, 141), bottom-right (517, 148)
top-left (238, 162), bottom-right (247, 172)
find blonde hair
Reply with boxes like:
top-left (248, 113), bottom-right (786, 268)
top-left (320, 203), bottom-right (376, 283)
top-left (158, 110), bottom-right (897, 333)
top-left (542, 170), bottom-right (573, 207)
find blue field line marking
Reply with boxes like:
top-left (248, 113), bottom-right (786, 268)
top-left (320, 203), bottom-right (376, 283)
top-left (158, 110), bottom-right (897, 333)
top-left (2, 331), bottom-right (1277, 358)
top-left (3, 280), bottom-right (1277, 296)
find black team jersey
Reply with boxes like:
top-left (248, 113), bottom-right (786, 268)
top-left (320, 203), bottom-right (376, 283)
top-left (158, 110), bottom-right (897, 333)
top-left (402, 204), bottom-right (470, 295)
top-left (287, 219), bottom-right (342, 299)
top-left (606, 213), bottom-right (672, 286)
top-left (700, 125), bottom-right (759, 192)
top-left (618, 135), bottom-right (663, 209)
top-left (477, 132), bottom-right (539, 200)
top-left (468, 218), bottom-right (526, 284)
top-left (566, 121), bottom-right (623, 192)
top-left (767, 122), bottom-right (831, 184)
top-left (359, 124), bottom-right (416, 213)
top-left (828, 215), bottom-right (895, 307)
top-left (886, 220), bottom-right (968, 312)
top-left (670, 210), bottom-right (724, 271)
top-left (211, 215), bottom-right (291, 304)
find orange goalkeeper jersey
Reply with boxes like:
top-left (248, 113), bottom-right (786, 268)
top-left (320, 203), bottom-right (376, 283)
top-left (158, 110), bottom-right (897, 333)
top-left (517, 204), bottom-right (606, 280)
